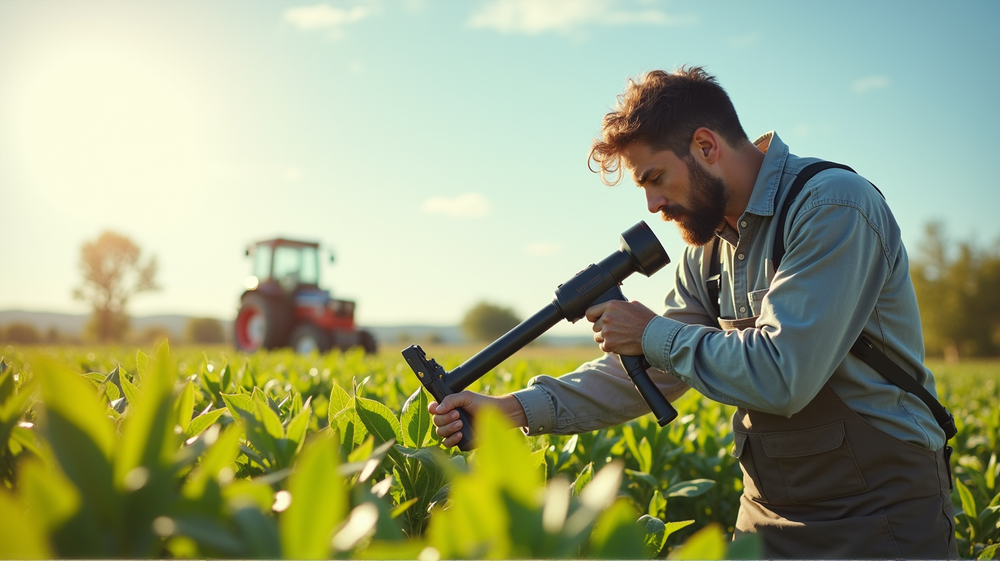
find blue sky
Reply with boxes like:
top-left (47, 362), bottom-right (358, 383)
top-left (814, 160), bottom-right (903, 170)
top-left (1, 0), bottom-right (998, 337)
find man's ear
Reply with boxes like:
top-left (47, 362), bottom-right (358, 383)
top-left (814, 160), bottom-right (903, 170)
top-left (690, 128), bottom-right (720, 165)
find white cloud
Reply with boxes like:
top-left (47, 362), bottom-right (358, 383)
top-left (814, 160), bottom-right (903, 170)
top-left (284, 3), bottom-right (371, 31)
top-left (421, 193), bottom-right (492, 218)
top-left (852, 75), bottom-right (890, 94)
top-left (468, 0), bottom-right (696, 35)
top-left (524, 242), bottom-right (561, 256)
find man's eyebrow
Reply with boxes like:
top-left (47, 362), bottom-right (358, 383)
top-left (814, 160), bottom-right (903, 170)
top-left (634, 168), bottom-right (654, 186)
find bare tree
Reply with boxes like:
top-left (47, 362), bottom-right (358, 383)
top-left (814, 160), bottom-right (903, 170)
top-left (73, 231), bottom-right (159, 343)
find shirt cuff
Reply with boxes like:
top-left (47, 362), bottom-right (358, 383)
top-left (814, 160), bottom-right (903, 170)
top-left (642, 315), bottom-right (685, 372)
top-left (511, 382), bottom-right (556, 436)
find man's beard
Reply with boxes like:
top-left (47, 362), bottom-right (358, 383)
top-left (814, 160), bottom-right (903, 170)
top-left (661, 157), bottom-right (728, 246)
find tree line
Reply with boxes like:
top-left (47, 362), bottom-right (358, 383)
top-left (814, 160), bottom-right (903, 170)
top-left (7, 226), bottom-right (1000, 359)
top-left (910, 222), bottom-right (1000, 360)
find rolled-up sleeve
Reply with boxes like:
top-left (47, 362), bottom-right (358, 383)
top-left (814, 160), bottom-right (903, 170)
top-left (512, 352), bottom-right (690, 435)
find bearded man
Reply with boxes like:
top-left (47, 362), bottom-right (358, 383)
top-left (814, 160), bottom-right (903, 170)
top-left (430, 67), bottom-right (957, 559)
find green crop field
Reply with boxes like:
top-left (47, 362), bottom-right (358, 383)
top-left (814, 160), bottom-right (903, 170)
top-left (1, 344), bottom-right (997, 559)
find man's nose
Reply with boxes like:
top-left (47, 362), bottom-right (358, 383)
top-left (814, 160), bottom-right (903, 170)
top-left (645, 189), bottom-right (666, 214)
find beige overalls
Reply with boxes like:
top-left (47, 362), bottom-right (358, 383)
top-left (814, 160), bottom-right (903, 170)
top-left (719, 317), bottom-right (958, 559)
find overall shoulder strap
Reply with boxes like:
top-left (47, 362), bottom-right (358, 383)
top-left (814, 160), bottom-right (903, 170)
top-left (770, 160), bottom-right (955, 441)
top-left (771, 161), bottom-right (857, 271)
top-left (706, 237), bottom-right (722, 320)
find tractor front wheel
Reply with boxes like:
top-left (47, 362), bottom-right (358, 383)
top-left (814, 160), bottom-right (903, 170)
top-left (289, 323), bottom-right (332, 355)
top-left (359, 330), bottom-right (377, 355)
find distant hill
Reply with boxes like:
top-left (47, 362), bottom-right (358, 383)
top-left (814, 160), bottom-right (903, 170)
top-left (0, 310), bottom-right (206, 339)
top-left (0, 310), bottom-right (592, 347)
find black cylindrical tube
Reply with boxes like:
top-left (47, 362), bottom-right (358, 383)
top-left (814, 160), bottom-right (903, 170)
top-left (448, 303), bottom-right (565, 391)
top-left (620, 355), bottom-right (678, 426)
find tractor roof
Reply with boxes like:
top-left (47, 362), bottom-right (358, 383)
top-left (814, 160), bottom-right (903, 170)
top-left (251, 238), bottom-right (320, 249)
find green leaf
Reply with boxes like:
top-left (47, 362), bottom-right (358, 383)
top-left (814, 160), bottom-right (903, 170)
top-left (222, 479), bottom-right (274, 513)
top-left (726, 531), bottom-right (763, 560)
top-left (0, 376), bottom-right (37, 458)
top-left (104, 365), bottom-right (124, 396)
top-left (649, 489), bottom-right (667, 518)
top-left (17, 457), bottom-right (80, 531)
top-left (978, 543), bottom-right (999, 560)
top-left (221, 392), bottom-right (255, 423)
top-left (400, 388), bottom-right (432, 449)
top-left (0, 364), bottom-right (15, 404)
top-left (174, 380), bottom-right (195, 434)
top-left (668, 523), bottom-right (727, 560)
top-left (184, 408), bottom-right (227, 439)
top-left (285, 405), bottom-right (311, 449)
top-left (666, 478), bottom-right (716, 498)
top-left (135, 350), bottom-right (149, 378)
top-left (288, 392), bottom-right (304, 421)
top-left (335, 404), bottom-right (369, 456)
top-left (394, 445), bottom-right (449, 518)
top-left (957, 478), bottom-right (979, 530)
top-left (119, 370), bottom-right (142, 409)
top-left (637, 437), bottom-right (653, 473)
top-left (183, 424), bottom-right (243, 498)
top-left (572, 462), bottom-right (594, 496)
top-left (241, 413), bottom-right (280, 470)
top-left (986, 453), bottom-right (997, 495)
top-left (637, 514), bottom-right (667, 557)
top-left (36, 358), bottom-right (118, 556)
top-left (164, 515), bottom-right (246, 556)
top-left (625, 468), bottom-right (659, 489)
top-left (0, 489), bottom-right (53, 559)
top-left (662, 519), bottom-right (696, 542)
top-left (231, 506), bottom-right (281, 558)
top-left (116, 345), bottom-right (178, 478)
top-left (474, 405), bottom-right (544, 505)
top-left (280, 430), bottom-right (347, 559)
top-left (588, 499), bottom-right (645, 559)
top-left (219, 363), bottom-right (233, 394)
top-left (356, 396), bottom-right (403, 445)
top-left (329, 382), bottom-right (351, 426)
top-left (255, 400), bottom-right (285, 440)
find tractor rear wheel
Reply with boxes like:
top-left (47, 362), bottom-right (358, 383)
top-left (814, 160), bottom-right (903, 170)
top-left (289, 323), bottom-right (332, 354)
top-left (234, 293), bottom-right (289, 352)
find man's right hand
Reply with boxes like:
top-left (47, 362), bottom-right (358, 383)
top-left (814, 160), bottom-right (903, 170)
top-left (429, 392), bottom-right (528, 449)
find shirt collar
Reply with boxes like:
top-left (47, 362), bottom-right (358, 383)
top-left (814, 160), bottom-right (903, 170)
top-left (744, 131), bottom-right (789, 217)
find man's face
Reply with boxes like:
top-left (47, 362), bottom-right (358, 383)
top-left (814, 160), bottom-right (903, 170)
top-left (621, 141), bottom-right (728, 246)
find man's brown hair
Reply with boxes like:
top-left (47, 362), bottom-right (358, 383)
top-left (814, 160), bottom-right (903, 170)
top-left (589, 66), bottom-right (748, 185)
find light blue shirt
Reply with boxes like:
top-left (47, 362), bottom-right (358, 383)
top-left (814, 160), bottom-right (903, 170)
top-left (514, 132), bottom-right (945, 451)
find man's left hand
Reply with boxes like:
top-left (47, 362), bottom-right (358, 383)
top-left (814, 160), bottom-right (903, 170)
top-left (585, 300), bottom-right (657, 356)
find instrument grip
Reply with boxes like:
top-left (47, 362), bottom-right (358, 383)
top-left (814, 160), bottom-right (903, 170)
top-left (620, 354), bottom-right (678, 426)
top-left (453, 406), bottom-right (476, 451)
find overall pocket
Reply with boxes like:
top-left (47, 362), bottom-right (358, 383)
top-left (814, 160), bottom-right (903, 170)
top-left (760, 421), bottom-right (868, 504)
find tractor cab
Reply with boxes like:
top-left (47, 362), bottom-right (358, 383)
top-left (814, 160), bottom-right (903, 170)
top-left (235, 238), bottom-right (376, 355)
top-left (244, 238), bottom-right (325, 295)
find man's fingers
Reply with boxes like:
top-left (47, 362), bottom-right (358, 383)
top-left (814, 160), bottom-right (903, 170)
top-left (435, 418), bottom-right (463, 439)
top-left (432, 409), bottom-right (460, 427)
top-left (430, 394), bottom-right (468, 427)
top-left (585, 301), bottom-right (609, 323)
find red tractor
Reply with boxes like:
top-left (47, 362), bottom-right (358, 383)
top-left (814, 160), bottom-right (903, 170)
top-left (234, 238), bottom-right (376, 354)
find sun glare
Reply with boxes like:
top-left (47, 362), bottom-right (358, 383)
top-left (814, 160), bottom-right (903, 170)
top-left (1, 16), bottom-right (227, 202)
